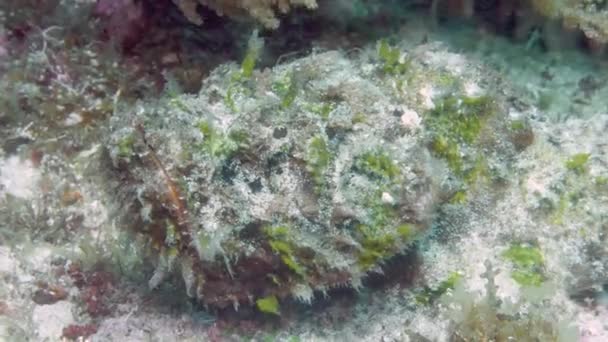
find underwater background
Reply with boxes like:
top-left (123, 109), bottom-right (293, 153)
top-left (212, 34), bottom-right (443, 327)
top-left (1, 0), bottom-right (607, 341)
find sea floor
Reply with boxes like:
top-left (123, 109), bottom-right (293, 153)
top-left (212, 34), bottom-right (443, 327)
top-left (1, 10), bottom-right (608, 342)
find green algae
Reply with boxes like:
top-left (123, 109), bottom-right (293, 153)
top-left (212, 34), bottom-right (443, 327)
top-left (272, 72), bottom-right (298, 109)
top-left (502, 244), bottom-right (545, 287)
top-left (356, 199), bottom-right (417, 270)
top-left (357, 232), bottom-right (397, 270)
top-left (307, 102), bottom-right (335, 120)
top-left (256, 295), bottom-right (280, 315)
top-left (431, 136), bottom-right (463, 174)
top-left (264, 226), bottom-right (306, 277)
top-left (565, 153), bottom-right (591, 174)
top-left (378, 39), bottom-right (410, 75)
top-left (355, 150), bottom-right (400, 181)
top-left (197, 121), bottom-right (249, 159)
top-left (426, 95), bottom-right (498, 199)
top-left (415, 272), bottom-right (462, 305)
top-left (306, 135), bottom-right (331, 190)
top-left (117, 135), bottom-right (135, 158)
top-left (450, 190), bottom-right (468, 204)
top-left (428, 95), bottom-right (494, 145)
top-left (240, 30), bottom-right (263, 79)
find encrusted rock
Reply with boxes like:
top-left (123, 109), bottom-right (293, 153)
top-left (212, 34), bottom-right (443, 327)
top-left (104, 45), bottom-right (518, 309)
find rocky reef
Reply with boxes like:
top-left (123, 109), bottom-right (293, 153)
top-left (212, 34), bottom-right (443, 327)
top-left (103, 34), bottom-right (519, 309)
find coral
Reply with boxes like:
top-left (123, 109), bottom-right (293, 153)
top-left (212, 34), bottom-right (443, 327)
top-left (173, 0), bottom-right (318, 28)
top-left (530, 0), bottom-right (608, 43)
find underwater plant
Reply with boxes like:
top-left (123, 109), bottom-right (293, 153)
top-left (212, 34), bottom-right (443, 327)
top-left (502, 243), bottom-right (546, 287)
top-left (443, 262), bottom-right (574, 341)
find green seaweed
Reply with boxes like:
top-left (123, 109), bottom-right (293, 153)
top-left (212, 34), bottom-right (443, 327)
top-left (509, 119), bottom-right (527, 131)
top-left (356, 197), bottom-right (399, 270)
top-left (355, 150), bottom-right (400, 181)
top-left (352, 112), bottom-right (366, 124)
top-left (240, 30), bottom-right (263, 79)
top-left (464, 157), bottom-right (489, 185)
top-left (264, 225), bottom-right (290, 239)
top-left (197, 121), bottom-right (249, 159)
top-left (550, 193), bottom-right (569, 225)
top-left (264, 226), bottom-right (306, 277)
top-left (224, 85), bottom-right (238, 112)
top-left (117, 135), bottom-right (135, 158)
top-left (431, 136), bottom-right (463, 174)
top-left (378, 39), bottom-right (409, 75)
top-left (356, 211), bottom-right (416, 270)
top-left (224, 30), bottom-right (263, 112)
top-left (280, 254), bottom-right (305, 277)
top-left (256, 295), bottom-right (280, 315)
top-left (306, 135), bottom-right (331, 190)
top-left (502, 244), bottom-right (545, 287)
top-left (357, 228), bottom-right (397, 270)
top-left (396, 224), bottom-right (414, 240)
top-left (368, 200), bottom-right (397, 230)
top-left (272, 72), bottom-right (299, 109)
top-left (240, 50), bottom-right (257, 79)
top-left (415, 272), bottom-right (462, 305)
top-left (282, 76), bottom-right (298, 109)
top-left (565, 153), bottom-right (590, 174)
top-left (269, 240), bottom-right (292, 255)
top-left (596, 176), bottom-right (608, 188)
top-left (450, 190), bottom-right (468, 204)
top-left (510, 269), bottom-right (545, 287)
top-left (503, 244), bottom-right (543, 269)
top-left (426, 95), bottom-right (496, 176)
top-left (307, 102), bottom-right (335, 120)
top-left (429, 95), bottom-right (495, 141)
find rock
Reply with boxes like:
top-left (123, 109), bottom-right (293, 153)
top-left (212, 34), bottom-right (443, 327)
top-left (101, 45), bottom-right (515, 309)
top-left (32, 301), bottom-right (75, 340)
